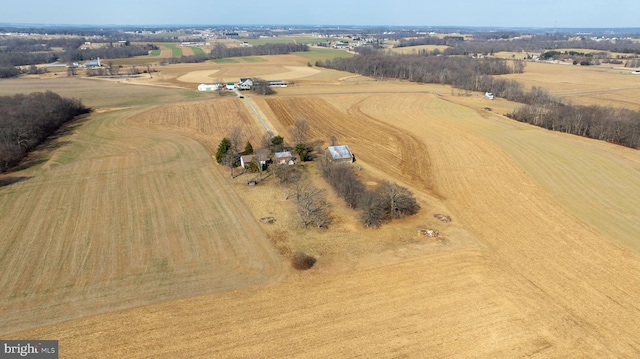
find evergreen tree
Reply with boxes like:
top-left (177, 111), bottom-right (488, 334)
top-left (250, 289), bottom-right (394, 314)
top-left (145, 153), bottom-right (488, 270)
top-left (243, 141), bottom-right (254, 155)
top-left (215, 137), bottom-right (231, 163)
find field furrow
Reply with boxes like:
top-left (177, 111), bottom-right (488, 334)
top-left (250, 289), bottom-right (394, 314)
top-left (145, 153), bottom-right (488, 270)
top-left (0, 106), bottom-right (284, 334)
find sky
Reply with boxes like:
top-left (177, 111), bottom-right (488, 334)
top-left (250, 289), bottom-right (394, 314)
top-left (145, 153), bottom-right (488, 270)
top-left (1, 0), bottom-right (639, 29)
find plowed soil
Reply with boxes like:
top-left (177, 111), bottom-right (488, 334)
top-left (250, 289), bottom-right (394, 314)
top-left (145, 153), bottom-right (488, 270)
top-left (0, 105), bottom-right (284, 335)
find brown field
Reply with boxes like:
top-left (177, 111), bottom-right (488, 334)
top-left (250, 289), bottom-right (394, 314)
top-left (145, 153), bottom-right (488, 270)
top-left (3, 56), bottom-right (640, 357)
top-left (500, 61), bottom-right (640, 110)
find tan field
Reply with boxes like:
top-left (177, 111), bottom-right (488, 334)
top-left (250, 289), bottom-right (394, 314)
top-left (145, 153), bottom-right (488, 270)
top-left (2, 54), bottom-right (640, 357)
top-left (389, 44), bottom-right (450, 54)
top-left (500, 60), bottom-right (640, 110)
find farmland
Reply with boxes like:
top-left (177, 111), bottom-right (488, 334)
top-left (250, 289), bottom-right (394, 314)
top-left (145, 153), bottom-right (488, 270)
top-left (2, 52), bottom-right (640, 357)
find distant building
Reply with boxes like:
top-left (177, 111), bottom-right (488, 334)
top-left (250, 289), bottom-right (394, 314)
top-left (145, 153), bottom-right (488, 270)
top-left (267, 80), bottom-right (287, 87)
top-left (237, 79), bottom-right (253, 90)
top-left (327, 145), bottom-right (354, 164)
top-left (198, 84), bottom-right (220, 91)
top-left (226, 82), bottom-right (235, 90)
top-left (83, 57), bottom-right (101, 67)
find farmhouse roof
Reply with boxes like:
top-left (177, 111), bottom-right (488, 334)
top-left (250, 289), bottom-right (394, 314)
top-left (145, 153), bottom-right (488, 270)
top-left (327, 145), bottom-right (353, 161)
top-left (274, 151), bottom-right (293, 159)
top-left (240, 153), bottom-right (269, 168)
top-left (241, 153), bottom-right (268, 162)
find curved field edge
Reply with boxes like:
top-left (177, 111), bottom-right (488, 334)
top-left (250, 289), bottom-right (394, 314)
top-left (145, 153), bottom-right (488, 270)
top-left (0, 106), bottom-right (284, 335)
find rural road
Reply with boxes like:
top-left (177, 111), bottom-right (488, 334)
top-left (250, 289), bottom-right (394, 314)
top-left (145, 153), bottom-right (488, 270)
top-left (234, 88), bottom-right (273, 136)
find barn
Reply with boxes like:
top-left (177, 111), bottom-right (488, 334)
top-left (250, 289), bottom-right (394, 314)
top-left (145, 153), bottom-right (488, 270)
top-left (327, 145), bottom-right (354, 164)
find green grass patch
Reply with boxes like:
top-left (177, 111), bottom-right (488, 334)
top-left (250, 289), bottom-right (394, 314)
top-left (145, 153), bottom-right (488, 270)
top-left (213, 58), bottom-right (240, 63)
top-left (150, 49), bottom-right (161, 57)
top-left (190, 47), bottom-right (205, 55)
top-left (242, 36), bottom-right (329, 46)
top-left (212, 56), bottom-right (267, 63)
top-left (164, 44), bottom-right (183, 57)
top-left (294, 48), bottom-right (356, 63)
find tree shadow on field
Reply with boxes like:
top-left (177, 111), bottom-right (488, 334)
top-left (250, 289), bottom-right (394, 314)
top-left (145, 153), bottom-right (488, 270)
top-left (0, 176), bottom-right (33, 188)
top-left (11, 113), bottom-right (91, 172)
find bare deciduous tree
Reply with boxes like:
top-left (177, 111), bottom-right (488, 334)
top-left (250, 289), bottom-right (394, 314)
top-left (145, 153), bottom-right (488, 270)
top-left (294, 182), bottom-right (332, 228)
top-left (288, 118), bottom-right (310, 145)
top-left (228, 126), bottom-right (244, 154)
top-left (359, 190), bottom-right (385, 228)
top-left (377, 181), bottom-right (420, 219)
top-left (272, 164), bottom-right (301, 199)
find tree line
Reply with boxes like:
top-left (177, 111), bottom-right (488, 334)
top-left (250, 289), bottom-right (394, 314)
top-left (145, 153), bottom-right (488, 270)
top-left (0, 36), bottom-right (155, 66)
top-left (316, 53), bottom-right (523, 89)
top-left (509, 103), bottom-right (640, 149)
top-left (319, 160), bottom-right (419, 228)
top-left (0, 91), bottom-right (89, 172)
top-left (209, 43), bottom-right (309, 59)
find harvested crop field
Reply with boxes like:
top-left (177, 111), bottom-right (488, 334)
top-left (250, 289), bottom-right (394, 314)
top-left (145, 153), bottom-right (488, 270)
top-left (499, 61), bottom-right (640, 110)
top-left (0, 104), bottom-right (283, 334)
top-left (3, 62), bottom-right (640, 357)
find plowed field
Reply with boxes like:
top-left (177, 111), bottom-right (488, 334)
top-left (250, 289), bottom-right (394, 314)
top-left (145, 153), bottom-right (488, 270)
top-left (0, 105), bottom-right (283, 335)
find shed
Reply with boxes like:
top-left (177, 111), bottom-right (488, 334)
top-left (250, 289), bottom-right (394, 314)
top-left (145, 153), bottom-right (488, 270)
top-left (327, 145), bottom-right (354, 163)
top-left (274, 151), bottom-right (295, 165)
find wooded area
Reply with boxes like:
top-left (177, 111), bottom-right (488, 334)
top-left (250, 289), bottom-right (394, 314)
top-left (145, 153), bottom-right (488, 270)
top-left (0, 91), bottom-right (89, 172)
top-left (509, 103), bottom-right (640, 148)
top-left (209, 43), bottom-right (309, 59)
top-left (0, 37), bottom-right (154, 67)
top-left (317, 53), bottom-right (523, 90)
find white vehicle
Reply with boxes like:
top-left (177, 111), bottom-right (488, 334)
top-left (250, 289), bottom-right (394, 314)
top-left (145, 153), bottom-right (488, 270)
top-left (484, 92), bottom-right (494, 100)
top-left (632, 70), bottom-right (640, 74)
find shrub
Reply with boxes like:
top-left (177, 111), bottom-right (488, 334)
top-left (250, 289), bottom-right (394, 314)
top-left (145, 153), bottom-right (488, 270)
top-left (292, 252), bottom-right (316, 270)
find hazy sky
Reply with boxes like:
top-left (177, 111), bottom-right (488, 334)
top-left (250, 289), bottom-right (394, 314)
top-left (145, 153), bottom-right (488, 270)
top-left (2, 0), bottom-right (639, 28)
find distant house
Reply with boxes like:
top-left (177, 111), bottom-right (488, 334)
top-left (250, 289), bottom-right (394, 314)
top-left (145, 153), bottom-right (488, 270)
top-left (274, 151), bottom-right (295, 165)
top-left (327, 145), bottom-right (354, 164)
top-left (240, 153), bottom-right (268, 169)
top-left (237, 79), bottom-right (253, 90)
top-left (484, 92), bottom-right (494, 100)
top-left (226, 82), bottom-right (235, 90)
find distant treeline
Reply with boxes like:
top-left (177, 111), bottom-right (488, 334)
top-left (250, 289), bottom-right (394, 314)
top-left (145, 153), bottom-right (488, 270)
top-left (509, 104), bottom-right (640, 149)
top-left (209, 43), bottom-right (309, 59)
top-left (441, 37), bottom-right (640, 56)
top-left (0, 37), bottom-right (156, 67)
top-left (395, 36), bottom-right (460, 48)
top-left (0, 91), bottom-right (90, 172)
top-left (316, 53), bottom-right (523, 89)
top-left (392, 33), bottom-right (640, 56)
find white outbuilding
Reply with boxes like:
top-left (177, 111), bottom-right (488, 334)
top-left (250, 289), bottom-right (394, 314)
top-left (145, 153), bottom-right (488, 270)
top-left (198, 84), bottom-right (220, 91)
